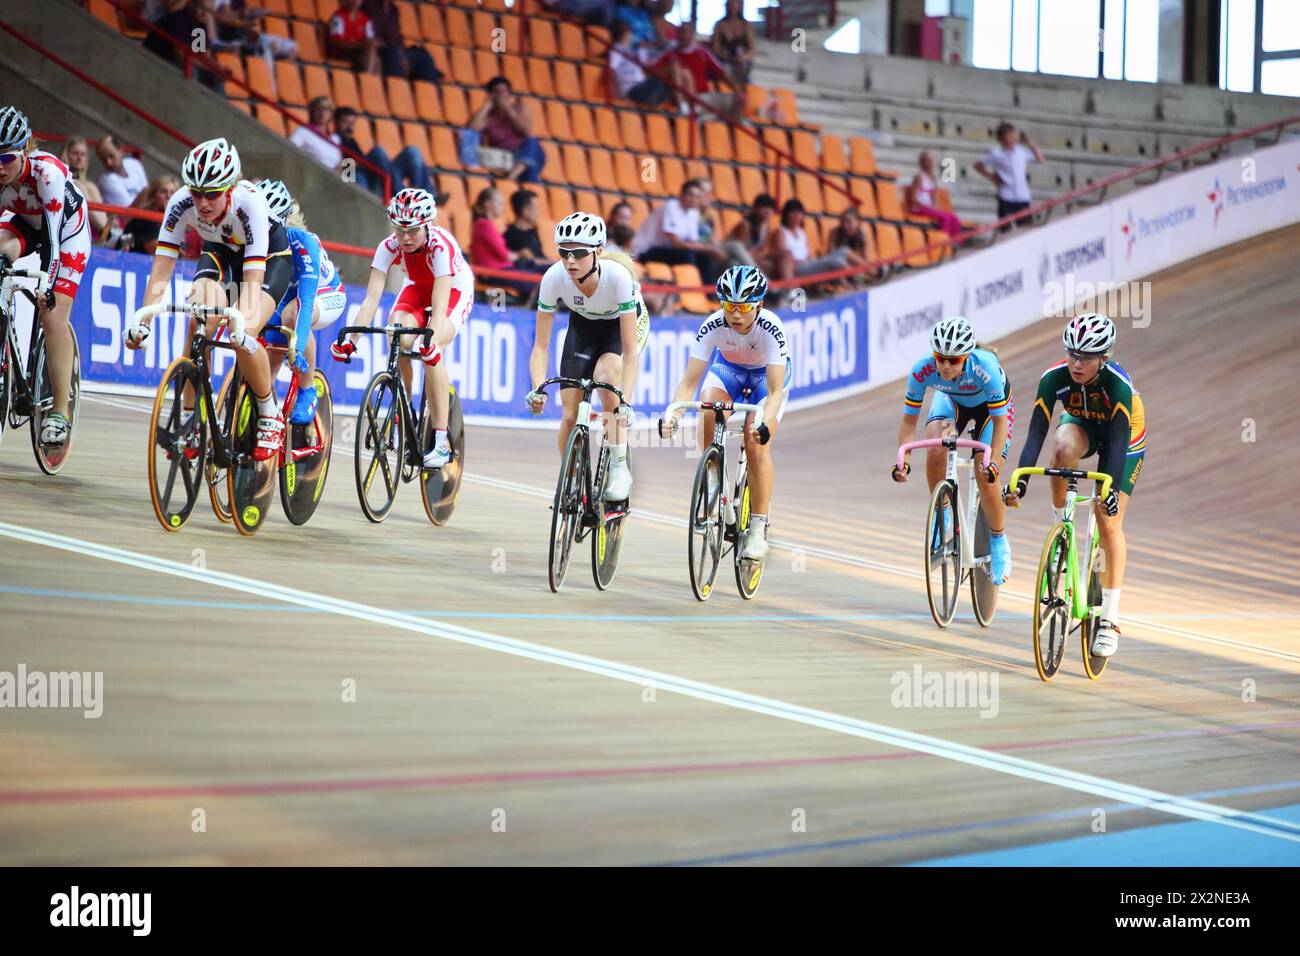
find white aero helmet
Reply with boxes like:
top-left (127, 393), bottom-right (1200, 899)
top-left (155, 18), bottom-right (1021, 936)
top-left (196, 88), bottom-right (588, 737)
top-left (554, 211), bottom-right (606, 248)
top-left (182, 137), bottom-right (241, 190)
top-left (387, 187), bottom-right (437, 227)
top-left (930, 315), bottom-right (977, 357)
top-left (0, 106), bottom-right (31, 152)
top-left (1063, 312), bottom-right (1116, 355)
top-left (255, 178), bottom-right (294, 223)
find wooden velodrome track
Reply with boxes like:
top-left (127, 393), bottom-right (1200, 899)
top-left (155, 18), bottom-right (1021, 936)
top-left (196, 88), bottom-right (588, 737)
top-left (1, 227), bottom-right (1298, 866)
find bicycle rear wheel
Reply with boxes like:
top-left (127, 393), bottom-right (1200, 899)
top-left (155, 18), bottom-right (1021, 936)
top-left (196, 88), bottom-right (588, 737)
top-left (1080, 554), bottom-right (1109, 680)
top-left (733, 467), bottom-right (766, 599)
top-left (147, 357), bottom-right (208, 531)
top-left (421, 386), bottom-right (466, 527)
top-left (30, 327), bottom-right (80, 475)
top-left (687, 445), bottom-right (725, 601)
top-left (592, 444), bottom-right (628, 591)
top-left (354, 371), bottom-right (405, 523)
top-left (548, 426), bottom-right (586, 593)
top-left (924, 480), bottom-right (961, 627)
top-left (280, 370), bottom-right (334, 525)
top-left (1032, 523), bottom-right (1072, 682)
top-left (226, 379), bottom-right (277, 536)
top-left (0, 331), bottom-right (11, 446)
top-left (970, 505), bottom-right (999, 626)
top-left (207, 367), bottom-right (238, 523)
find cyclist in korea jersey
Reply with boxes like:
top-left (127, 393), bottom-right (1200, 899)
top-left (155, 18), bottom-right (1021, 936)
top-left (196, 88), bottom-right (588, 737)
top-left (126, 138), bottom-right (296, 462)
top-left (255, 179), bottom-right (347, 426)
top-left (332, 188), bottom-right (473, 468)
top-left (525, 212), bottom-right (649, 502)
top-left (892, 315), bottom-right (1015, 584)
top-left (1004, 313), bottom-right (1146, 658)
top-left (662, 266), bottom-right (789, 561)
top-left (0, 106), bottom-right (90, 446)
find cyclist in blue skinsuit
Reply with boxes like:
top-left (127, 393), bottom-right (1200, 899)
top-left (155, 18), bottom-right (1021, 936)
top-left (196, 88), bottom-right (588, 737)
top-left (255, 179), bottom-right (348, 424)
top-left (891, 315), bottom-right (1015, 583)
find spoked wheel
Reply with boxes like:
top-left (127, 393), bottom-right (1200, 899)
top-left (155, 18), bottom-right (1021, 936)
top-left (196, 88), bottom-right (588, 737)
top-left (354, 372), bottom-right (405, 523)
top-left (924, 480), bottom-right (961, 627)
top-left (1080, 556), bottom-right (1109, 680)
top-left (226, 379), bottom-right (277, 536)
top-left (279, 370), bottom-right (334, 525)
top-left (970, 506), bottom-right (1000, 627)
top-left (592, 444), bottom-right (628, 591)
top-left (147, 357), bottom-right (208, 532)
top-left (687, 446), bottom-right (725, 601)
top-left (548, 426), bottom-right (587, 593)
top-left (207, 367), bottom-right (239, 523)
top-left (733, 468), bottom-right (766, 599)
top-left (30, 328), bottom-right (80, 475)
top-left (1033, 523), bottom-right (1073, 682)
top-left (421, 386), bottom-right (466, 527)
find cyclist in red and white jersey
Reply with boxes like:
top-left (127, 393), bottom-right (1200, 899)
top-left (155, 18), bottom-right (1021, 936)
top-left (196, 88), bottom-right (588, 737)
top-left (0, 106), bottom-right (90, 446)
top-left (332, 188), bottom-right (473, 468)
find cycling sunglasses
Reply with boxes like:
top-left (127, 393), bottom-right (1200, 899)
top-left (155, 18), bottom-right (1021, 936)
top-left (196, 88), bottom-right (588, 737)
top-left (0, 152), bottom-right (22, 165)
top-left (558, 246), bottom-right (595, 261)
top-left (721, 301), bottom-right (759, 314)
top-left (933, 352), bottom-right (966, 366)
top-left (1066, 349), bottom-right (1103, 362)
top-left (190, 186), bottom-right (231, 200)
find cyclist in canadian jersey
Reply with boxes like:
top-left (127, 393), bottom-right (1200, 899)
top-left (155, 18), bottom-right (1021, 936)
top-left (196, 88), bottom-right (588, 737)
top-left (892, 315), bottom-right (1015, 584)
top-left (662, 266), bottom-right (789, 561)
top-left (331, 188), bottom-right (473, 468)
top-left (0, 106), bottom-right (89, 446)
top-left (525, 212), bottom-right (648, 501)
top-left (254, 179), bottom-right (347, 425)
top-left (125, 138), bottom-right (296, 461)
top-left (1004, 313), bottom-right (1145, 657)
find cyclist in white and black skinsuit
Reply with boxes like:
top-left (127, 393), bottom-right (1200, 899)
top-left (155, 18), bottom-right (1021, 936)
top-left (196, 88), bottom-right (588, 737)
top-left (525, 212), bottom-right (648, 501)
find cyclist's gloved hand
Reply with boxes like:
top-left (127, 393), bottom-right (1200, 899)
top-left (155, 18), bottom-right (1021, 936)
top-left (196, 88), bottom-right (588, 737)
top-left (330, 340), bottom-right (355, 362)
top-left (1003, 477), bottom-right (1028, 506)
top-left (416, 337), bottom-right (442, 367)
top-left (525, 389), bottom-right (546, 414)
top-left (891, 461), bottom-right (910, 483)
top-left (615, 404), bottom-right (633, 429)
top-left (41, 288), bottom-right (57, 312)
top-left (659, 416), bottom-right (679, 439)
top-left (1102, 487), bottom-right (1119, 517)
top-left (125, 321), bottom-right (151, 350)
top-left (291, 350), bottom-right (309, 375)
top-left (983, 459), bottom-right (1000, 484)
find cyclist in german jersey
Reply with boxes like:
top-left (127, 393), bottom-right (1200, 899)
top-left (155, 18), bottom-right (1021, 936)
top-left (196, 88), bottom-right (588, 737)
top-left (0, 107), bottom-right (90, 446)
top-left (525, 212), bottom-right (648, 501)
top-left (125, 139), bottom-right (296, 462)
top-left (892, 315), bottom-right (1015, 584)
top-left (331, 188), bottom-right (473, 468)
top-left (1005, 313), bottom-right (1146, 657)
top-left (662, 266), bottom-right (789, 560)
top-left (254, 179), bottom-right (347, 426)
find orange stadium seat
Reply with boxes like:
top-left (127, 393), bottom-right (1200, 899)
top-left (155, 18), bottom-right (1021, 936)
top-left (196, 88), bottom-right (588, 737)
top-left (703, 123), bottom-right (731, 162)
top-left (848, 136), bottom-right (878, 177)
top-left (292, 22), bottom-right (323, 64)
top-left (528, 59), bottom-right (555, 98)
top-left (548, 186), bottom-right (575, 218)
top-left (617, 112), bottom-right (647, 154)
top-left (594, 108), bottom-right (620, 145)
top-left (568, 105), bottom-right (596, 143)
top-left (403, 123), bottom-right (431, 164)
top-left (712, 164), bottom-right (741, 206)
top-left (638, 156), bottom-right (666, 196)
top-left (414, 80), bottom-right (442, 122)
top-left (386, 77), bottom-right (416, 120)
top-left (685, 158), bottom-right (710, 182)
top-left (330, 68), bottom-right (362, 112)
top-left (820, 133), bottom-right (847, 174)
top-left (586, 25), bottom-right (611, 61)
top-left (589, 149), bottom-right (618, 193)
top-left (573, 189), bottom-right (601, 216)
top-left (791, 129), bottom-right (818, 169)
top-left (873, 222), bottom-right (901, 265)
top-left (430, 127), bottom-right (461, 170)
top-left (737, 166), bottom-right (765, 204)
top-left (719, 207), bottom-right (742, 238)
top-left (314, 0), bottom-right (333, 22)
top-left (850, 178), bottom-right (878, 217)
top-left (557, 22), bottom-right (584, 60)
top-left (395, 1), bottom-right (420, 41)
top-left (761, 126), bottom-right (790, 158)
top-left (521, 96), bottom-right (548, 137)
top-left (673, 265), bottom-right (715, 314)
top-left (539, 143), bottom-right (564, 183)
top-left (482, 0), bottom-right (509, 13)
top-left (216, 52), bottom-right (245, 86)
top-left (501, 53), bottom-right (529, 94)
top-left (426, 45), bottom-right (450, 79)
top-left (264, 16), bottom-right (290, 39)
top-left (623, 195), bottom-right (650, 224)
top-left (245, 56), bottom-right (277, 102)
top-left (255, 103), bottom-right (287, 138)
top-left (373, 119), bottom-right (403, 157)
top-left (529, 20), bottom-right (558, 58)
top-left (794, 172), bottom-right (825, 214)
top-left (418, 4), bottom-right (443, 42)
top-left (475, 50), bottom-right (501, 87)
top-left (289, 0), bottom-right (314, 20)
top-left (876, 181), bottom-right (905, 221)
top-left (823, 176), bottom-right (854, 215)
top-left (351, 116), bottom-right (374, 155)
top-left (303, 64), bottom-right (330, 104)
top-left (275, 61), bottom-right (306, 107)
top-left (545, 101), bottom-right (572, 140)
top-left (645, 114), bottom-right (672, 154)
top-left (743, 83), bottom-right (767, 118)
top-left (901, 225), bottom-right (930, 267)
top-left (466, 174), bottom-right (494, 205)
top-left (444, 8), bottom-right (472, 47)
top-left (499, 14), bottom-right (522, 53)
top-left (581, 64), bottom-right (607, 102)
top-left (440, 176), bottom-right (468, 217)
top-left (472, 11), bottom-right (496, 51)
top-left (561, 145), bottom-right (591, 183)
top-left (553, 61), bottom-right (581, 101)
top-left (449, 47), bottom-right (475, 85)
top-left (659, 156), bottom-right (685, 196)
top-left (733, 129), bottom-right (762, 165)
top-left (358, 72), bottom-right (390, 116)
top-left (441, 85), bottom-right (470, 128)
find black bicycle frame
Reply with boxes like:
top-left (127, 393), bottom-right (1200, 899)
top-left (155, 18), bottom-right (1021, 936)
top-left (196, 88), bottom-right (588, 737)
top-left (0, 271), bottom-right (44, 411)
top-left (336, 324), bottom-right (435, 458)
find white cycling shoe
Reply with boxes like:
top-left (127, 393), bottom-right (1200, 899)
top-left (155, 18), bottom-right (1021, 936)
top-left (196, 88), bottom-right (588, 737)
top-left (741, 526), bottom-right (769, 561)
top-left (604, 457), bottom-right (633, 501)
top-left (1092, 619), bottom-right (1121, 657)
top-left (422, 444), bottom-right (451, 469)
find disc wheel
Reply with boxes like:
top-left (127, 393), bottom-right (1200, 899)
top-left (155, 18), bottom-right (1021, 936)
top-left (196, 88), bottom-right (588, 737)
top-left (548, 426), bottom-right (587, 593)
top-left (279, 370), bottom-right (334, 525)
top-left (147, 357), bottom-right (208, 532)
top-left (421, 386), bottom-right (466, 526)
top-left (1032, 523), bottom-right (1073, 682)
top-left (226, 379), bottom-right (277, 536)
top-left (687, 445), bottom-right (724, 601)
top-left (924, 480), bottom-right (961, 627)
top-left (30, 327), bottom-right (80, 475)
top-left (354, 371), bottom-right (405, 523)
top-left (970, 505), bottom-right (1000, 626)
top-left (207, 367), bottom-right (239, 523)
top-left (1080, 554), bottom-right (1109, 680)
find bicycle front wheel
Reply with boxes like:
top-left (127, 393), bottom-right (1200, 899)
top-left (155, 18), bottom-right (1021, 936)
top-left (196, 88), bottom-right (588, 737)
top-left (226, 378), bottom-right (277, 536)
top-left (1080, 554), bottom-right (1109, 680)
top-left (733, 467), bottom-right (766, 599)
top-left (970, 505), bottom-right (999, 626)
top-left (147, 357), bottom-right (208, 531)
top-left (592, 444), bottom-right (628, 591)
top-left (1033, 523), bottom-right (1073, 682)
top-left (548, 426), bottom-right (586, 593)
top-left (30, 327), bottom-right (80, 475)
top-left (924, 480), bottom-right (961, 627)
top-left (687, 445), bottom-right (724, 601)
top-left (354, 371), bottom-right (405, 523)
top-left (207, 367), bottom-right (239, 523)
top-left (421, 385), bottom-right (466, 527)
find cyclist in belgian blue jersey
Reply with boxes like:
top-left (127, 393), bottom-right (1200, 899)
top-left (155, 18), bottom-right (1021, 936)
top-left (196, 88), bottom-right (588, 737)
top-left (892, 315), bottom-right (1015, 584)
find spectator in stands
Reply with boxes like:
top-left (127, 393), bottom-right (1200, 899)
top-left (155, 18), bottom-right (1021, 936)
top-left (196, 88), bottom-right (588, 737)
top-left (364, 0), bottom-right (442, 82)
top-left (140, 0), bottom-right (226, 92)
top-left (723, 192), bottom-right (776, 269)
top-left (333, 106), bottom-right (437, 198)
top-left (503, 189), bottom-right (550, 273)
top-left (61, 138), bottom-right (108, 239)
top-left (766, 198), bottom-right (867, 292)
top-left (826, 206), bottom-right (875, 285)
top-left (635, 178), bottom-right (728, 284)
top-left (905, 151), bottom-right (963, 238)
top-left (609, 21), bottom-right (670, 107)
top-left (118, 176), bottom-right (183, 255)
top-left (460, 77), bottom-right (545, 184)
top-left (289, 96), bottom-right (343, 170)
top-left (96, 135), bottom-right (149, 208)
top-left (650, 22), bottom-right (741, 121)
top-left (553, 0), bottom-right (614, 27)
top-left (603, 201), bottom-right (638, 260)
top-left (607, 201), bottom-right (634, 234)
top-left (212, 1), bottom-right (296, 59)
top-left (710, 0), bottom-right (755, 88)
top-left (328, 0), bottom-right (379, 75)
top-left (975, 122), bottom-right (1044, 231)
top-left (614, 0), bottom-right (668, 51)
top-left (470, 187), bottom-right (535, 302)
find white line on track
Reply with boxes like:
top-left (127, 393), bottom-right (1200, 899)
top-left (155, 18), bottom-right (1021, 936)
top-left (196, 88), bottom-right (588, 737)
top-left (80, 393), bottom-right (1300, 665)
top-left (1, 518), bottom-right (1299, 843)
